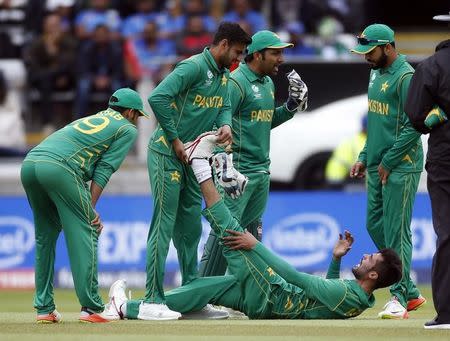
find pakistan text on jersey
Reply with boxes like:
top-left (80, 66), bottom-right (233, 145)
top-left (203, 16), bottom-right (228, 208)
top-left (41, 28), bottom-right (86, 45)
top-left (251, 109), bottom-right (274, 122)
top-left (193, 95), bottom-right (223, 108)
top-left (368, 99), bottom-right (389, 115)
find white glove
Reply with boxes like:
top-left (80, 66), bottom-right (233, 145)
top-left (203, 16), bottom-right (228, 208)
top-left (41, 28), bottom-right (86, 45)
top-left (286, 69), bottom-right (308, 112)
top-left (212, 152), bottom-right (248, 199)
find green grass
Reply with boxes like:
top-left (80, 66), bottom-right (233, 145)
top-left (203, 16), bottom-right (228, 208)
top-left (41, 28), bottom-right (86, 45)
top-left (1, 285), bottom-right (448, 340)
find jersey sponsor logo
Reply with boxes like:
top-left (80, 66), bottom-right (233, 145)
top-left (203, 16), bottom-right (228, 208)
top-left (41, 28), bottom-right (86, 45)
top-left (369, 73), bottom-right (376, 88)
top-left (193, 95), bottom-right (223, 108)
top-left (368, 99), bottom-right (389, 115)
top-left (0, 217), bottom-right (34, 269)
top-left (251, 109), bottom-right (273, 122)
top-left (205, 70), bottom-right (214, 86)
top-left (251, 84), bottom-right (262, 99)
top-left (265, 213), bottom-right (340, 267)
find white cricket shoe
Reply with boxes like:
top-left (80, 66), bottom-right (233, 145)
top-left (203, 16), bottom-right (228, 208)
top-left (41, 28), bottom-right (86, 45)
top-left (182, 304), bottom-right (229, 320)
top-left (137, 303), bottom-right (181, 321)
top-left (184, 131), bottom-right (218, 163)
top-left (101, 279), bottom-right (128, 320)
top-left (378, 297), bottom-right (409, 319)
top-left (212, 152), bottom-right (248, 199)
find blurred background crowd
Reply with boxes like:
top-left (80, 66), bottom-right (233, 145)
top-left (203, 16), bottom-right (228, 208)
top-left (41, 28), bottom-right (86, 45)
top-left (0, 0), bottom-right (447, 171)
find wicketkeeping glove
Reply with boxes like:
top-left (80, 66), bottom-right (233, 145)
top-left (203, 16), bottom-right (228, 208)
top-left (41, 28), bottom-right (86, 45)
top-left (212, 152), bottom-right (248, 199)
top-left (286, 69), bottom-right (308, 112)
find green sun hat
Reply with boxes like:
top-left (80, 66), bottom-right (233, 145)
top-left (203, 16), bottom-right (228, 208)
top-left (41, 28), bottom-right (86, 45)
top-left (351, 24), bottom-right (395, 55)
top-left (108, 88), bottom-right (150, 117)
top-left (247, 30), bottom-right (293, 54)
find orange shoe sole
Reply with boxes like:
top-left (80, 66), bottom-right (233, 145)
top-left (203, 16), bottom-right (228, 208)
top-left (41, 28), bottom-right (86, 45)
top-left (79, 314), bottom-right (110, 323)
top-left (407, 297), bottom-right (426, 311)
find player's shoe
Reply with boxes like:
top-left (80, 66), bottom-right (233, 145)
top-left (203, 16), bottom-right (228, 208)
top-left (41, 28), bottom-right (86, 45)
top-left (212, 152), bottom-right (248, 199)
top-left (137, 303), bottom-right (181, 321)
top-left (101, 279), bottom-right (129, 320)
top-left (36, 309), bottom-right (62, 324)
top-left (407, 295), bottom-right (426, 312)
top-left (378, 297), bottom-right (409, 319)
top-left (79, 307), bottom-right (111, 323)
top-left (424, 316), bottom-right (450, 329)
top-left (184, 131), bottom-right (218, 163)
top-left (182, 304), bottom-right (229, 320)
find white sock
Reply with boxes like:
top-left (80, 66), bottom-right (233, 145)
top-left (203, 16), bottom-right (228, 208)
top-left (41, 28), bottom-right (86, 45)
top-left (191, 158), bottom-right (212, 184)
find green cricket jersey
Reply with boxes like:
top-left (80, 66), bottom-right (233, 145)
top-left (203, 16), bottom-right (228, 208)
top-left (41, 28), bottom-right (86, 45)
top-left (229, 62), bottom-right (294, 173)
top-left (358, 54), bottom-right (423, 172)
top-left (148, 47), bottom-right (232, 156)
top-left (253, 243), bottom-right (375, 319)
top-left (27, 108), bottom-right (137, 188)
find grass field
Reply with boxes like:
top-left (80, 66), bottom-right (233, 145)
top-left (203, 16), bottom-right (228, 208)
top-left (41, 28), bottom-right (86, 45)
top-left (1, 285), bottom-right (449, 340)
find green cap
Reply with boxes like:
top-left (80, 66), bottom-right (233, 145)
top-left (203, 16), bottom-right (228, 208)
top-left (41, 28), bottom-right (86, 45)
top-left (108, 88), bottom-right (150, 117)
top-left (351, 24), bottom-right (395, 54)
top-left (247, 30), bottom-right (293, 54)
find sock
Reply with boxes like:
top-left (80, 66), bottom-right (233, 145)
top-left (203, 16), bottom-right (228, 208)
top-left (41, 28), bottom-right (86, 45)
top-left (191, 158), bottom-right (212, 184)
top-left (120, 303), bottom-right (127, 318)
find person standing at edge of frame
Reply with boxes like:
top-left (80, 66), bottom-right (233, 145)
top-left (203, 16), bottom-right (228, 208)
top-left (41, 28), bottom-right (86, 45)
top-left (349, 23), bottom-right (426, 319)
top-left (21, 88), bottom-right (149, 324)
top-left (405, 11), bottom-right (450, 330)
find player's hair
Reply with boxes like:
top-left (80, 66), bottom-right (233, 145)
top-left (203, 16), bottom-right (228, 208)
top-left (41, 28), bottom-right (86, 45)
top-left (373, 248), bottom-right (402, 289)
top-left (109, 104), bottom-right (129, 114)
top-left (212, 22), bottom-right (252, 46)
top-left (244, 48), bottom-right (268, 63)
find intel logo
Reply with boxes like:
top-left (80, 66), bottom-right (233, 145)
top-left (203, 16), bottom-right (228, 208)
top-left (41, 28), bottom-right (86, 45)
top-left (0, 217), bottom-right (35, 269)
top-left (265, 213), bottom-right (340, 267)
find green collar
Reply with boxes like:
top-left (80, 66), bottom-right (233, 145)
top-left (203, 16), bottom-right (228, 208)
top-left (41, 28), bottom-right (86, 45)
top-left (202, 47), bottom-right (225, 74)
top-left (381, 54), bottom-right (407, 74)
top-left (239, 62), bottom-right (267, 83)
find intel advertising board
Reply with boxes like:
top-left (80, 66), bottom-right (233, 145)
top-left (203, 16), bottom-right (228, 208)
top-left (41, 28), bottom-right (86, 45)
top-left (0, 192), bottom-right (434, 288)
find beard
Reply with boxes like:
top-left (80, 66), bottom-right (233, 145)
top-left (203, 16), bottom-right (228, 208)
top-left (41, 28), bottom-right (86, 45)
top-left (370, 51), bottom-right (388, 70)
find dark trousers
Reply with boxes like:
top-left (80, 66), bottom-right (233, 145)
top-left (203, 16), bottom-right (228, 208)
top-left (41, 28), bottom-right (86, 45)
top-left (426, 161), bottom-right (450, 322)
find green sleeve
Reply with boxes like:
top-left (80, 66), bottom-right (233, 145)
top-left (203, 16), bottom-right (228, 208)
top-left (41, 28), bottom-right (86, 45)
top-left (228, 78), bottom-right (244, 115)
top-left (380, 73), bottom-right (422, 171)
top-left (271, 81), bottom-right (294, 128)
top-left (252, 242), bottom-right (347, 309)
top-left (271, 105), bottom-right (294, 129)
top-left (148, 60), bottom-right (200, 142)
top-left (215, 76), bottom-right (232, 128)
top-left (326, 258), bottom-right (341, 279)
top-left (357, 141), bottom-right (367, 165)
top-left (92, 125), bottom-right (137, 188)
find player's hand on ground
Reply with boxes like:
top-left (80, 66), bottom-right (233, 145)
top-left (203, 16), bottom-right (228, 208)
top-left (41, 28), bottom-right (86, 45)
top-left (223, 229), bottom-right (257, 250)
top-left (172, 138), bottom-right (188, 163)
top-left (216, 125), bottom-right (232, 146)
top-left (91, 210), bottom-right (104, 234)
top-left (350, 161), bottom-right (366, 178)
top-left (377, 164), bottom-right (390, 185)
top-left (332, 230), bottom-right (354, 260)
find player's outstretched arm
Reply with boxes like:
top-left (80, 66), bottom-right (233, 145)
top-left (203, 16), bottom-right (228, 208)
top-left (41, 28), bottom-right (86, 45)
top-left (332, 230), bottom-right (354, 261)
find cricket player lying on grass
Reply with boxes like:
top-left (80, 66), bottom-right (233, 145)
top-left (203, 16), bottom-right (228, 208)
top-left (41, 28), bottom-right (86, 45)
top-left (102, 132), bottom-right (403, 321)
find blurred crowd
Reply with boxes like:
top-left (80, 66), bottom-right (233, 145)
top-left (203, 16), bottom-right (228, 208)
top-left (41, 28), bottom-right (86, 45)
top-left (0, 0), bottom-right (365, 147)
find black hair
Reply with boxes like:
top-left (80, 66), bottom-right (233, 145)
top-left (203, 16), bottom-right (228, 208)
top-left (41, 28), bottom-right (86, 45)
top-left (212, 22), bottom-right (252, 46)
top-left (373, 248), bottom-right (402, 289)
top-left (109, 104), bottom-right (129, 114)
top-left (244, 48), bottom-right (268, 63)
